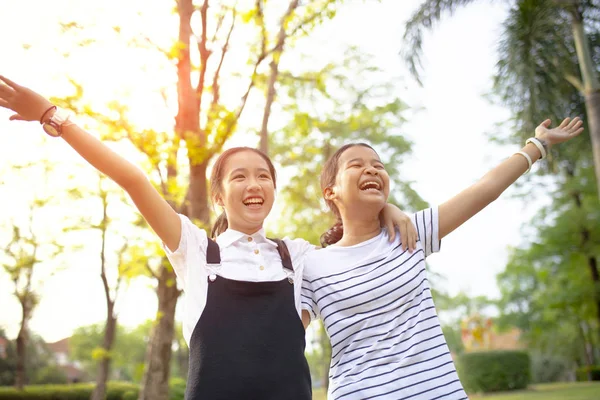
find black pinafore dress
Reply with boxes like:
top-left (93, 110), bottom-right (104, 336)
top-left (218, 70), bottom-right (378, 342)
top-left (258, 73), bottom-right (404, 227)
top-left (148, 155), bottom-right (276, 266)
top-left (184, 238), bottom-right (312, 400)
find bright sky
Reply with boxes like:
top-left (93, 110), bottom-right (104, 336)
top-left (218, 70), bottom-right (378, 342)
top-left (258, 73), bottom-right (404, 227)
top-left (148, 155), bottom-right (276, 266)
top-left (0, 0), bottom-right (546, 342)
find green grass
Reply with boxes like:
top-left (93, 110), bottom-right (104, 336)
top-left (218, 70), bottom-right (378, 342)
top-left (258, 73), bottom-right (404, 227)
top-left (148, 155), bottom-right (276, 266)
top-left (313, 382), bottom-right (600, 400)
top-left (468, 382), bottom-right (600, 400)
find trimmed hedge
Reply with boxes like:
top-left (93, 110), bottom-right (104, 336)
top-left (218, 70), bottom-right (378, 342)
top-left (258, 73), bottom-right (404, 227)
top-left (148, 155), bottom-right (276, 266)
top-left (576, 365), bottom-right (600, 381)
top-left (456, 350), bottom-right (530, 393)
top-left (0, 380), bottom-right (188, 400)
top-left (0, 382), bottom-right (139, 400)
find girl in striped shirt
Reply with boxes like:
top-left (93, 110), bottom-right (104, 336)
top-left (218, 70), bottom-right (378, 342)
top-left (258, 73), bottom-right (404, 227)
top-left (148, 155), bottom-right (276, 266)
top-left (301, 117), bottom-right (583, 399)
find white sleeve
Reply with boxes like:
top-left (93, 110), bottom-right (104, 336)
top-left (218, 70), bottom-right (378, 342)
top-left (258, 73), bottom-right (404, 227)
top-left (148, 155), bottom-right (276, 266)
top-left (300, 252), bottom-right (321, 322)
top-left (282, 237), bottom-right (317, 267)
top-left (162, 214), bottom-right (208, 290)
top-left (301, 278), bottom-right (319, 322)
top-left (412, 207), bottom-right (440, 258)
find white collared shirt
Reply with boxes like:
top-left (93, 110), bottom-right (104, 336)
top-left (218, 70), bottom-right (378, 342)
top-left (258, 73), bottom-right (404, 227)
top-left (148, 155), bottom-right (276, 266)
top-left (164, 214), bottom-right (316, 346)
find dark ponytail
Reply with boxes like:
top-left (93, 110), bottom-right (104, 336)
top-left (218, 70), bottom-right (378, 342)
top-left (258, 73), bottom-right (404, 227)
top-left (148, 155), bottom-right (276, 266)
top-left (211, 212), bottom-right (229, 239)
top-left (320, 220), bottom-right (343, 247)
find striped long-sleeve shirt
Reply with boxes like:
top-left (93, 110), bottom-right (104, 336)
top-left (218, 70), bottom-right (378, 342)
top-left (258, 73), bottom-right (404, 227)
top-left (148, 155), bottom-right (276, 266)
top-left (302, 207), bottom-right (468, 400)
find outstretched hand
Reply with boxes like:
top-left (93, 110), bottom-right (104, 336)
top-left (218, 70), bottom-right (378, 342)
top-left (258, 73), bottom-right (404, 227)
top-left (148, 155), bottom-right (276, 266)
top-left (535, 117), bottom-right (584, 147)
top-left (0, 76), bottom-right (53, 122)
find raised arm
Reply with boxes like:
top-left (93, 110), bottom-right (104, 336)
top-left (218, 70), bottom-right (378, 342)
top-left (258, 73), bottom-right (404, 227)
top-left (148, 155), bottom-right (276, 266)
top-left (0, 76), bottom-right (182, 251)
top-left (438, 117), bottom-right (583, 239)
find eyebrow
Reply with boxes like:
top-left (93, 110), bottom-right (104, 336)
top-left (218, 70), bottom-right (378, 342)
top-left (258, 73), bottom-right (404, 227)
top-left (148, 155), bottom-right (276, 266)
top-left (346, 157), bottom-right (384, 165)
top-left (229, 167), bottom-right (271, 176)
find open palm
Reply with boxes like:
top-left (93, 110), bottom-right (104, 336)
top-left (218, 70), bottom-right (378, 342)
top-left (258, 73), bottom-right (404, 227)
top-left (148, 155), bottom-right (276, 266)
top-left (534, 117), bottom-right (584, 146)
top-left (0, 76), bottom-right (53, 122)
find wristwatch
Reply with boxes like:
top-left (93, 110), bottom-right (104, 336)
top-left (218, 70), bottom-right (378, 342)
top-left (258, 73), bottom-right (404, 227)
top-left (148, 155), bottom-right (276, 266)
top-left (42, 107), bottom-right (72, 137)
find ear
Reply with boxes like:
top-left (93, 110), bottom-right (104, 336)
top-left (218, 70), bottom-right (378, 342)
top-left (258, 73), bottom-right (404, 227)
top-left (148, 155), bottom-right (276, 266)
top-left (323, 186), bottom-right (336, 201)
top-left (214, 195), bottom-right (224, 207)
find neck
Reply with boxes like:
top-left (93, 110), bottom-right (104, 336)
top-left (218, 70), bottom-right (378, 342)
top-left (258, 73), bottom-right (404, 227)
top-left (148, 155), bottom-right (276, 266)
top-left (228, 223), bottom-right (263, 236)
top-left (336, 212), bottom-right (381, 247)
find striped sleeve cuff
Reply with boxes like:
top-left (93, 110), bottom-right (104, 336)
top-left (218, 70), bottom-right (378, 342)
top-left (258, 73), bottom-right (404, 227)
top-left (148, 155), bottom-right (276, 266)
top-left (414, 207), bottom-right (441, 258)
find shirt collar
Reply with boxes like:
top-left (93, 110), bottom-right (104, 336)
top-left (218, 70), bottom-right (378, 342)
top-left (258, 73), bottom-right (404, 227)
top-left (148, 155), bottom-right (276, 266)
top-left (216, 227), bottom-right (278, 249)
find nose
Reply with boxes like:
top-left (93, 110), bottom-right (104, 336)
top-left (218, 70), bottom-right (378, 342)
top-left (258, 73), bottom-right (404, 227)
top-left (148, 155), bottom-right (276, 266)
top-left (247, 177), bottom-right (261, 191)
top-left (365, 166), bottom-right (379, 175)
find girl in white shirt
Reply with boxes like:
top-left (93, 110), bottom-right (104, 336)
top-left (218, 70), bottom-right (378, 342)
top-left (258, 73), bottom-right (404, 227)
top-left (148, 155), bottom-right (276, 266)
top-left (301, 118), bottom-right (583, 400)
top-left (0, 76), bottom-right (419, 399)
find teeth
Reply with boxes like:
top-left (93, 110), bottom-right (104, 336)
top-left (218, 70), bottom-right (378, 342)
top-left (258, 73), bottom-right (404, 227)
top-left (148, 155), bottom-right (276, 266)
top-left (360, 181), bottom-right (380, 190)
top-left (244, 198), bottom-right (263, 205)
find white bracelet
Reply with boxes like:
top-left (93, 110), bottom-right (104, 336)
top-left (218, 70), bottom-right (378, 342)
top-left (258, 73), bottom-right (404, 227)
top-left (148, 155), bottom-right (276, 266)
top-left (526, 137), bottom-right (547, 159)
top-left (514, 151), bottom-right (532, 174)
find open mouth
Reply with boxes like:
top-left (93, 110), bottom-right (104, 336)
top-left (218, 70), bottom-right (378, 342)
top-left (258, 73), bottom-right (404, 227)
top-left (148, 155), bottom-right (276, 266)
top-left (359, 181), bottom-right (381, 193)
top-left (243, 197), bottom-right (264, 206)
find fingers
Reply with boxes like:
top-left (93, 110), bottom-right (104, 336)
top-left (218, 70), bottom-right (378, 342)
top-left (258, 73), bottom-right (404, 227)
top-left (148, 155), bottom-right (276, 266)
top-left (540, 119), bottom-right (551, 128)
top-left (386, 219), bottom-right (396, 243)
top-left (9, 114), bottom-right (25, 121)
top-left (0, 75), bottom-right (21, 90)
top-left (0, 99), bottom-right (8, 108)
top-left (0, 83), bottom-right (15, 98)
top-left (567, 117), bottom-right (582, 132)
top-left (558, 117), bottom-right (570, 129)
top-left (405, 221), bottom-right (416, 253)
top-left (398, 223), bottom-right (407, 250)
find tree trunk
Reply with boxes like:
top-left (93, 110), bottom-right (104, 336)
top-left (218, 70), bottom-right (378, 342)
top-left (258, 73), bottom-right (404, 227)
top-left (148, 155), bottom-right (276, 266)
top-left (138, 263), bottom-right (180, 400)
top-left (577, 319), bottom-right (594, 381)
top-left (14, 303), bottom-right (29, 390)
top-left (188, 161), bottom-right (211, 225)
top-left (91, 307), bottom-right (117, 400)
top-left (571, 10), bottom-right (600, 199)
top-left (139, 1), bottom-right (206, 397)
top-left (259, 0), bottom-right (299, 154)
top-left (569, 176), bottom-right (600, 344)
top-left (259, 59), bottom-right (279, 155)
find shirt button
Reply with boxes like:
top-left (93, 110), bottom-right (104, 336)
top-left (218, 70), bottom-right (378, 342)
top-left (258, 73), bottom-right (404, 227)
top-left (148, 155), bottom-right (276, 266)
top-left (259, 265), bottom-right (265, 271)
top-left (254, 249), bottom-right (259, 255)
top-left (247, 237), bottom-right (253, 242)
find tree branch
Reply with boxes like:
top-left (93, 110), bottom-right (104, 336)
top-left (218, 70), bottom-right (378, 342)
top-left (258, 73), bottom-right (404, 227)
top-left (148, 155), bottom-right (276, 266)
top-left (210, 8), bottom-right (236, 111)
top-left (564, 73), bottom-right (585, 92)
top-left (196, 0), bottom-right (212, 111)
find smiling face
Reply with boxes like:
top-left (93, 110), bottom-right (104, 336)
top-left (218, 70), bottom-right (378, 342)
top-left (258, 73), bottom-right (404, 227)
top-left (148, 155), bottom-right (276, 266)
top-left (323, 144), bottom-right (390, 219)
top-left (212, 149), bottom-right (276, 235)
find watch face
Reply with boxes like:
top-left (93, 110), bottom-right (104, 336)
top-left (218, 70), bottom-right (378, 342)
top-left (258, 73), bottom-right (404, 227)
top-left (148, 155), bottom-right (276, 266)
top-left (43, 122), bottom-right (61, 137)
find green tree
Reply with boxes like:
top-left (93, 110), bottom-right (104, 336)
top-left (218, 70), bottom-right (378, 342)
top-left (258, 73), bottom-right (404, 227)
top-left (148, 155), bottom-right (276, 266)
top-left (0, 329), bottom-right (55, 387)
top-left (269, 48), bottom-right (427, 244)
top-left (1, 165), bottom-right (62, 389)
top-left (402, 0), bottom-right (600, 345)
top-left (49, 2), bottom-right (355, 397)
top-left (70, 321), bottom-right (151, 383)
top-left (65, 174), bottom-right (142, 400)
top-left (496, 177), bottom-right (600, 374)
top-left (403, 0), bottom-right (600, 198)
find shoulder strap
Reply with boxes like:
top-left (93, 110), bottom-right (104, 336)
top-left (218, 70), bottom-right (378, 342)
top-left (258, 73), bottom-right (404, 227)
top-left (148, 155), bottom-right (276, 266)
top-left (206, 238), bottom-right (221, 265)
top-left (268, 238), bottom-right (294, 273)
